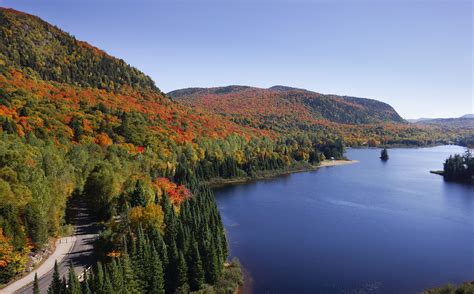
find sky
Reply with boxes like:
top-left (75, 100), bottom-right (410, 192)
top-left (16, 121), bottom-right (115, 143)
top-left (1, 0), bottom-right (472, 119)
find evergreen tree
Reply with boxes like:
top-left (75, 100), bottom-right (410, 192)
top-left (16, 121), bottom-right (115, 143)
top-left (121, 249), bottom-right (140, 293)
top-left (93, 262), bottom-right (105, 293)
top-left (33, 272), bottom-right (40, 294)
top-left (48, 261), bottom-right (62, 294)
top-left (130, 180), bottom-right (148, 207)
top-left (67, 262), bottom-right (81, 294)
top-left (187, 241), bottom-right (204, 291)
top-left (108, 259), bottom-right (123, 293)
top-left (177, 251), bottom-right (189, 290)
top-left (380, 148), bottom-right (389, 161)
top-left (148, 246), bottom-right (165, 294)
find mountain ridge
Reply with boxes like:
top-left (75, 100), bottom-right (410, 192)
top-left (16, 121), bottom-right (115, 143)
top-left (168, 85), bottom-right (406, 128)
top-left (0, 7), bottom-right (157, 92)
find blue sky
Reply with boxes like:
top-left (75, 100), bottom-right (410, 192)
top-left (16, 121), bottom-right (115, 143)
top-left (1, 0), bottom-right (472, 118)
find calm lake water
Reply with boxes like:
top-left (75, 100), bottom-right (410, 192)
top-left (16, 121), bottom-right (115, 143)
top-left (215, 146), bottom-right (474, 294)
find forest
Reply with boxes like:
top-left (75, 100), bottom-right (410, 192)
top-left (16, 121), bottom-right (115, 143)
top-left (0, 7), bottom-right (344, 292)
top-left (169, 86), bottom-right (471, 147)
top-left (0, 7), bottom-right (472, 294)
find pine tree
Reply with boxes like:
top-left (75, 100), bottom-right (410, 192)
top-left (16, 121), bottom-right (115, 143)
top-left (94, 262), bottom-right (105, 293)
top-left (204, 238), bottom-right (220, 284)
top-left (130, 180), bottom-right (148, 207)
top-left (67, 262), bottom-right (81, 294)
top-left (103, 272), bottom-right (114, 294)
top-left (48, 261), bottom-right (62, 294)
top-left (33, 272), bottom-right (40, 294)
top-left (121, 249), bottom-right (140, 293)
top-left (380, 148), bottom-right (389, 161)
top-left (165, 238), bottom-right (179, 293)
top-left (177, 250), bottom-right (188, 289)
top-left (187, 241), bottom-right (204, 291)
top-left (148, 246), bottom-right (165, 294)
top-left (108, 259), bottom-right (123, 292)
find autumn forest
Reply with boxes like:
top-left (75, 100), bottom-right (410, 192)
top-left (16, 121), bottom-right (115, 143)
top-left (0, 7), bottom-right (472, 294)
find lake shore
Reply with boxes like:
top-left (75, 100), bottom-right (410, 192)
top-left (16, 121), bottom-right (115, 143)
top-left (206, 160), bottom-right (358, 188)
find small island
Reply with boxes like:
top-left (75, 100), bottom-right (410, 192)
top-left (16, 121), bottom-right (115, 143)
top-left (380, 148), bottom-right (389, 161)
top-left (431, 150), bottom-right (474, 183)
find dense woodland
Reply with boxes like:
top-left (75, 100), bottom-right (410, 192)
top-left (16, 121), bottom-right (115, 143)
top-left (442, 151), bottom-right (474, 183)
top-left (169, 86), bottom-right (471, 147)
top-left (0, 7), bottom-right (471, 293)
top-left (0, 8), bottom-right (343, 291)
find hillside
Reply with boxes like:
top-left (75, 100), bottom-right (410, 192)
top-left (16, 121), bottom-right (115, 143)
top-left (0, 8), bottom-right (347, 290)
top-left (169, 85), bottom-right (405, 132)
top-left (0, 7), bottom-right (471, 292)
top-left (0, 8), bottom-right (156, 92)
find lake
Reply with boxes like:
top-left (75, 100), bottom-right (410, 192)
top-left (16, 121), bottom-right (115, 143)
top-left (215, 146), bottom-right (474, 294)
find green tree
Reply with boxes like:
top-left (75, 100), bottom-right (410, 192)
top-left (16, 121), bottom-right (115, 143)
top-left (33, 272), bottom-right (40, 294)
top-left (380, 148), bottom-right (389, 161)
top-left (47, 261), bottom-right (62, 294)
top-left (187, 242), bottom-right (204, 291)
top-left (148, 247), bottom-right (165, 294)
top-left (66, 262), bottom-right (81, 294)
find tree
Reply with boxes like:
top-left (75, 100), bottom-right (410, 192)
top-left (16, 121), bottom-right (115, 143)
top-left (121, 250), bottom-right (140, 293)
top-left (148, 247), bottom-right (165, 294)
top-left (187, 241), bottom-right (204, 291)
top-left (177, 251), bottom-right (189, 290)
top-left (66, 262), bottom-right (81, 294)
top-left (380, 148), bottom-right (389, 161)
top-left (47, 261), bottom-right (62, 294)
top-left (33, 272), bottom-right (40, 294)
top-left (82, 162), bottom-right (118, 219)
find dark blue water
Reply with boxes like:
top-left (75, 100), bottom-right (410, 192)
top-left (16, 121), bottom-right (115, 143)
top-left (215, 146), bottom-right (474, 294)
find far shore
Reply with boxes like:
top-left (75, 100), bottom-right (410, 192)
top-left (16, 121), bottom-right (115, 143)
top-left (206, 159), bottom-right (358, 188)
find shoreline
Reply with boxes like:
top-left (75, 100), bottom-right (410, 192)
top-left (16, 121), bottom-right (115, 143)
top-left (207, 160), bottom-right (358, 188)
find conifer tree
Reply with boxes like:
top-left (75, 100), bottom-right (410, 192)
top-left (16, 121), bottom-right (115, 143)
top-left (380, 148), bottom-right (389, 161)
top-left (177, 251), bottom-right (189, 289)
top-left (108, 259), bottom-right (123, 293)
top-left (48, 261), bottom-right (62, 294)
top-left (67, 262), bottom-right (81, 294)
top-left (33, 272), bottom-right (40, 294)
top-left (121, 249), bottom-right (140, 293)
top-left (148, 246), bottom-right (165, 294)
top-left (187, 241), bottom-right (204, 291)
top-left (94, 262), bottom-right (105, 292)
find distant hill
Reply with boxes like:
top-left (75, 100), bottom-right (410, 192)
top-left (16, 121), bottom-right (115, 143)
top-left (169, 86), bottom-right (406, 132)
top-left (408, 115), bottom-right (474, 128)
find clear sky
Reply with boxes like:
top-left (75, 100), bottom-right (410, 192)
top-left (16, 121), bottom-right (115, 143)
top-left (1, 0), bottom-right (472, 119)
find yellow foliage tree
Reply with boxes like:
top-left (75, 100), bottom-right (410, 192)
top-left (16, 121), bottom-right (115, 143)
top-left (128, 204), bottom-right (165, 233)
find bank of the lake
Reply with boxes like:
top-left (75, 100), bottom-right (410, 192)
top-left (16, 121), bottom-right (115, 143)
top-left (215, 146), bottom-right (474, 293)
top-left (206, 160), bottom-right (357, 188)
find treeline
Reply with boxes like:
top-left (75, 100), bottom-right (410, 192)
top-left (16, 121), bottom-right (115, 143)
top-left (458, 134), bottom-right (474, 148)
top-left (443, 151), bottom-right (474, 183)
